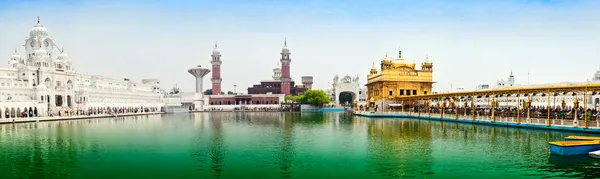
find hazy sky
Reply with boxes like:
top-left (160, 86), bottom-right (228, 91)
top-left (1, 0), bottom-right (600, 93)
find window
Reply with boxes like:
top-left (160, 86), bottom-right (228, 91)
top-left (424, 91), bottom-right (428, 95)
top-left (22, 73), bottom-right (25, 76)
top-left (389, 90), bottom-right (393, 96)
top-left (413, 90), bottom-right (417, 95)
top-left (399, 89), bottom-right (404, 95)
top-left (406, 90), bottom-right (411, 96)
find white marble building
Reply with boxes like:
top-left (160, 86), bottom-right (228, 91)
top-left (0, 17), bottom-right (163, 118)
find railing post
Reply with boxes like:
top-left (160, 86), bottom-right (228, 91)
top-left (547, 88), bottom-right (551, 126)
top-left (471, 96), bottom-right (475, 121)
top-left (584, 87), bottom-right (588, 129)
top-left (517, 91), bottom-right (520, 124)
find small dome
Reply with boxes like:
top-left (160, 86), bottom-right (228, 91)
top-left (9, 58), bottom-right (18, 65)
top-left (36, 83), bottom-right (47, 91)
top-left (35, 48), bottom-right (47, 57)
top-left (30, 17), bottom-right (49, 37)
top-left (212, 49), bottom-right (220, 56)
top-left (281, 46), bottom-right (289, 53)
top-left (11, 50), bottom-right (21, 61)
top-left (30, 25), bottom-right (48, 37)
top-left (58, 53), bottom-right (69, 60)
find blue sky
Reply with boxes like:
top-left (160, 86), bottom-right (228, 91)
top-left (1, 0), bottom-right (600, 92)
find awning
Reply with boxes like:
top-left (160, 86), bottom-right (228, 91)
top-left (388, 104), bottom-right (402, 107)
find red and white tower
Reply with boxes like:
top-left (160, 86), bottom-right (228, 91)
top-left (211, 41), bottom-right (222, 95)
top-left (280, 38), bottom-right (291, 95)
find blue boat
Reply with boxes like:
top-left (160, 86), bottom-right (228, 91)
top-left (549, 141), bottom-right (600, 156)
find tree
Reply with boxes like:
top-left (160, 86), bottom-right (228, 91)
top-left (220, 92), bottom-right (225, 95)
top-left (203, 89), bottom-right (213, 95)
top-left (297, 89), bottom-right (332, 107)
top-left (227, 91), bottom-right (234, 95)
top-left (285, 95), bottom-right (300, 103)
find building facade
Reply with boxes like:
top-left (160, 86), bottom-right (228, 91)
top-left (366, 50), bottom-right (434, 109)
top-left (246, 40), bottom-right (308, 96)
top-left (0, 17), bottom-right (163, 118)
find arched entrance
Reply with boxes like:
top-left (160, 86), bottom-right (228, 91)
top-left (34, 107), bottom-right (38, 117)
top-left (4, 108), bottom-right (8, 118)
top-left (55, 95), bottom-right (63, 106)
top-left (67, 95), bottom-right (72, 107)
top-left (332, 74), bottom-right (361, 105)
top-left (338, 91), bottom-right (356, 106)
top-left (10, 108), bottom-right (15, 118)
top-left (595, 98), bottom-right (599, 109)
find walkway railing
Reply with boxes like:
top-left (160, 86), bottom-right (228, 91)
top-left (355, 111), bottom-right (600, 129)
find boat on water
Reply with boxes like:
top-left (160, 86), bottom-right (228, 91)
top-left (590, 150), bottom-right (600, 158)
top-left (549, 140), bottom-right (600, 156)
top-left (565, 136), bottom-right (600, 141)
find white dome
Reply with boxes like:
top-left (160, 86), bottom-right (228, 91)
top-left (281, 46), bottom-right (289, 53)
top-left (35, 48), bottom-right (47, 57)
top-left (8, 59), bottom-right (18, 65)
top-left (11, 53), bottom-right (21, 61)
top-left (212, 49), bottom-right (220, 56)
top-left (30, 25), bottom-right (48, 37)
top-left (36, 83), bottom-right (47, 91)
top-left (54, 58), bottom-right (64, 64)
top-left (58, 53), bottom-right (69, 60)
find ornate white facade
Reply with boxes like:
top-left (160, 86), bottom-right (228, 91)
top-left (0, 17), bottom-right (163, 118)
top-left (331, 74), bottom-right (361, 105)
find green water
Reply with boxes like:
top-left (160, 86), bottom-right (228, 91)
top-left (0, 112), bottom-right (599, 179)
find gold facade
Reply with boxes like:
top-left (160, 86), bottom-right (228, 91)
top-left (366, 51), bottom-right (434, 102)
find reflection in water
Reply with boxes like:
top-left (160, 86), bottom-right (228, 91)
top-left (366, 118), bottom-right (433, 178)
top-left (209, 116), bottom-right (225, 177)
top-left (0, 113), bottom-right (599, 178)
top-left (277, 113), bottom-right (294, 178)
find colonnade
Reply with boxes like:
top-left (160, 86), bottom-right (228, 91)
top-left (356, 85), bottom-right (600, 129)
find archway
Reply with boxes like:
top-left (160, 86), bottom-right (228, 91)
top-left (0, 108), bottom-right (2, 119)
top-left (28, 107), bottom-right (33, 117)
top-left (338, 91), bottom-right (356, 106)
top-left (10, 108), bottom-right (15, 118)
top-left (16, 107), bottom-right (21, 118)
top-left (34, 107), bottom-right (38, 117)
top-left (595, 98), bottom-right (599, 109)
top-left (67, 95), bottom-right (72, 107)
top-left (4, 108), bottom-right (9, 118)
top-left (332, 74), bottom-right (361, 105)
top-left (55, 95), bottom-right (63, 106)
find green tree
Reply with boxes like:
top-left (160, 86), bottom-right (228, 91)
top-left (227, 91), bottom-right (234, 95)
top-left (285, 95), bottom-right (301, 103)
top-left (203, 89), bottom-right (213, 95)
top-left (297, 89), bottom-right (331, 107)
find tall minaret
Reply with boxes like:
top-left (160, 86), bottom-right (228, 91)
top-left (280, 38), bottom-right (292, 95)
top-left (211, 41), bottom-right (222, 95)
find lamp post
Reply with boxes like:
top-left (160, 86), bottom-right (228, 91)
top-left (234, 85), bottom-right (237, 95)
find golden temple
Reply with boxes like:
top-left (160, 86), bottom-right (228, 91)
top-left (366, 49), bottom-right (434, 108)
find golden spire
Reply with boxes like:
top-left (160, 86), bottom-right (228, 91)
top-left (214, 41), bottom-right (218, 49)
top-left (284, 37), bottom-right (287, 47)
top-left (37, 16), bottom-right (40, 24)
